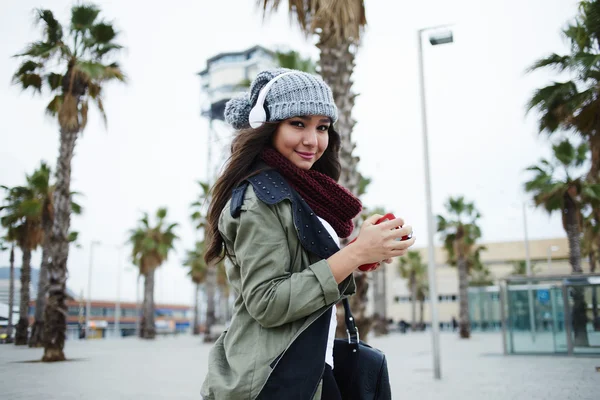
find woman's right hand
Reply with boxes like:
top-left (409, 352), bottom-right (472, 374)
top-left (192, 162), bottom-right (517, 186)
top-left (350, 214), bottom-right (416, 265)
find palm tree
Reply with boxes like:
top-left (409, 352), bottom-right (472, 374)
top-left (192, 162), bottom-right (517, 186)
top-left (527, 1), bottom-right (600, 181)
top-left (260, 0), bottom-right (367, 196)
top-left (27, 163), bottom-right (82, 348)
top-left (275, 49), bottom-right (316, 73)
top-left (510, 260), bottom-right (541, 276)
top-left (236, 49), bottom-right (316, 89)
top-left (524, 138), bottom-right (600, 345)
top-left (0, 236), bottom-right (15, 343)
top-left (0, 184), bottom-right (43, 345)
top-left (183, 241), bottom-right (208, 335)
top-left (252, 2), bottom-right (372, 339)
top-left (398, 251), bottom-right (426, 331)
top-left (129, 208), bottom-right (178, 339)
top-left (26, 163), bottom-right (52, 348)
top-left (467, 246), bottom-right (493, 287)
top-left (190, 181), bottom-right (223, 342)
top-left (437, 196), bottom-right (483, 339)
top-left (581, 213), bottom-right (600, 330)
top-left (415, 275), bottom-right (428, 331)
top-left (12, 4), bottom-right (125, 361)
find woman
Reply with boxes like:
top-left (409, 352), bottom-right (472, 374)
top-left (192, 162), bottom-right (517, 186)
top-left (201, 68), bottom-right (415, 400)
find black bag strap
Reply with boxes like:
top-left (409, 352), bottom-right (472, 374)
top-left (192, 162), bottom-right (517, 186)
top-left (342, 298), bottom-right (360, 344)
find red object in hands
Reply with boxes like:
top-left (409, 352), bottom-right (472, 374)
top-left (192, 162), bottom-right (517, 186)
top-left (350, 213), bottom-right (410, 272)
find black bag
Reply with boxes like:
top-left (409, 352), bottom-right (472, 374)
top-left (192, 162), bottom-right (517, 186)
top-left (332, 298), bottom-right (392, 400)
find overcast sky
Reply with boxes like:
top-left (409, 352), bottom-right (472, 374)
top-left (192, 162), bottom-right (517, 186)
top-left (0, 0), bottom-right (579, 305)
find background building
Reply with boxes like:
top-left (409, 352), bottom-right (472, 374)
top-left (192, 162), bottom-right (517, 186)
top-left (373, 237), bottom-right (575, 329)
top-left (0, 267), bottom-right (192, 339)
top-left (26, 299), bottom-right (192, 340)
top-left (198, 45), bottom-right (277, 179)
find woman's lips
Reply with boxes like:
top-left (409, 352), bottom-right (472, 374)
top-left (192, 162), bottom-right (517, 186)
top-left (296, 151), bottom-right (315, 160)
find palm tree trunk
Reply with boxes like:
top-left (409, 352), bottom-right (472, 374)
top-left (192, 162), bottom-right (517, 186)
top-left (589, 253), bottom-right (599, 331)
top-left (29, 232), bottom-right (51, 347)
top-left (43, 127), bottom-right (78, 362)
top-left (410, 275), bottom-right (417, 331)
top-left (204, 264), bottom-right (216, 342)
top-left (15, 247), bottom-right (32, 345)
top-left (7, 244), bottom-right (15, 342)
top-left (193, 283), bottom-right (200, 335)
top-left (318, 34), bottom-right (375, 341)
top-left (564, 192), bottom-right (588, 346)
top-left (457, 255), bottom-right (471, 339)
top-left (587, 134), bottom-right (600, 182)
top-left (141, 268), bottom-right (156, 339)
top-left (317, 35), bottom-right (360, 196)
top-left (419, 298), bottom-right (425, 330)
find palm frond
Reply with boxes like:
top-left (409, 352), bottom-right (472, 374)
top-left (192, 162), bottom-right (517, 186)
top-left (34, 9), bottom-right (63, 44)
top-left (527, 53), bottom-right (571, 72)
top-left (46, 72), bottom-right (63, 91)
top-left (90, 22), bottom-right (117, 44)
top-left (46, 94), bottom-right (63, 117)
top-left (70, 4), bottom-right (100, 32)
top-left (13, 73), bottom-right (43, 93)
top-left (260, 0), bottom-right (366, 43)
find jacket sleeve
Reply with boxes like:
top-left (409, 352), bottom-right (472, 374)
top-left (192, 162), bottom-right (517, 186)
top-left (229, 196), bottom-right (341, 328)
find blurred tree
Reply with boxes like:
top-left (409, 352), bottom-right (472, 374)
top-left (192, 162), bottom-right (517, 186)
top-left (524, 138), bottom-right (600, 345)
top-left (0, 228), bottom-right (16, 343)
top-left (527, 0), bottom-right (600, 182)
top-left (259, 0), bottom-right (367, 196)
top-left (129, 208), bottom-right (178, 339)
top-left (510, 260), bottom-right (540, 276)
top-left (581, 212), bottom-right (600, 329)
top-left (398, 251), bottom-right (426, 331)
top-left (183, 240), bottom-right (208, 335)
top-left (437, 196), bottom-right (483, 338)
top-left (189, 180), bottom-right (222, 342)
top-left (0, 183), bottom-right (43, 345)
top-left (236, 49), bottom-right (316, 89)
top-left (275, 49), bottom-right (316, 73)
top-left (12, 4), bottom-right (125, 361)
top-left (260, 0), bottom-right (373, 341)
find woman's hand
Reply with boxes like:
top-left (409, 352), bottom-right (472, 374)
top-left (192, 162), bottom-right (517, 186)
top-left (327, 214), bottom-right (416, 283)
top-left (351, 214), bottom-right (416, 265)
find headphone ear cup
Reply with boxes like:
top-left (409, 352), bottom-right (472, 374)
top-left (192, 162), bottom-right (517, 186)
top-left (248, 104), bottom-right (266, 129)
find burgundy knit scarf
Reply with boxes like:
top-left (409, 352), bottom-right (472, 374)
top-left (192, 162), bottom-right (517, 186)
top-left (260, 147), bottom-right (362, 238)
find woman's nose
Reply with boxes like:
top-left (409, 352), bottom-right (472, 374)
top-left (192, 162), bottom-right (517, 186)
top-left (303, 130), bottom-right (318, 146)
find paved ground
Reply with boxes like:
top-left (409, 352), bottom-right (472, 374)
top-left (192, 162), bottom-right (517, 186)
top-left (1, 332), bottom-right (598, 399)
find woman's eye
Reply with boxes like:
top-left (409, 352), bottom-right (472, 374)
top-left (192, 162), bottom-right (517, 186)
top-left (318, 125), bottom-right (330, 131)
top-left (290, 121), bottom-right (304, 127)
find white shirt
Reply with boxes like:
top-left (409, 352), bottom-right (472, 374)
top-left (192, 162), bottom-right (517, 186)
top-left (317, 216), bottom-right (340, 369)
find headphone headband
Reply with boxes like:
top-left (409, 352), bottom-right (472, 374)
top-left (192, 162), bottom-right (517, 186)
top-left (248, 71), bottom-right (297, 129)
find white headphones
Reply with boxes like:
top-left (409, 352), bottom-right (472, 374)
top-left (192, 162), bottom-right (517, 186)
top-left (248, 71), bottom-right (297, 129)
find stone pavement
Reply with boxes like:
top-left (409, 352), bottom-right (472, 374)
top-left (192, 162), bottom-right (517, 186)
top-left (1, 332), bottom-right (598, 399)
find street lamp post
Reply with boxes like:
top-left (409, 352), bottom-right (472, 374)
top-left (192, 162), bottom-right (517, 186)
top-left (85, 240), bottom-right (101, 336)
top-left (417, 24), bottom-right (454, 381)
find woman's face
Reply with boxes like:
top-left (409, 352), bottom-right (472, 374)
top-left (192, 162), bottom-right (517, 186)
top-left (272, 115), bottom-right (330, 170)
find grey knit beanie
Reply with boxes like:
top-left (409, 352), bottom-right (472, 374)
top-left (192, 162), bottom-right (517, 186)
top-left (224, 68), bottom-right (338, 130)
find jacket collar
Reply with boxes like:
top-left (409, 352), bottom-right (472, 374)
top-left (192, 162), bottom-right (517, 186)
top-left (231, 168), bottom-right (340, 260)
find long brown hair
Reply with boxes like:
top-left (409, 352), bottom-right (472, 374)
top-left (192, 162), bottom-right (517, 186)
top-left (204, 122), bottom-right (341, 264)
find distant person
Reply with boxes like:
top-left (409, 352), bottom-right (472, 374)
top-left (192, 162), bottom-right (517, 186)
top-left (452, 317), bottom-right (458, 332)
top-left (398, 319), bottom-right (409, 333)
top-left (200, 68), bottom-right (416, 400)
